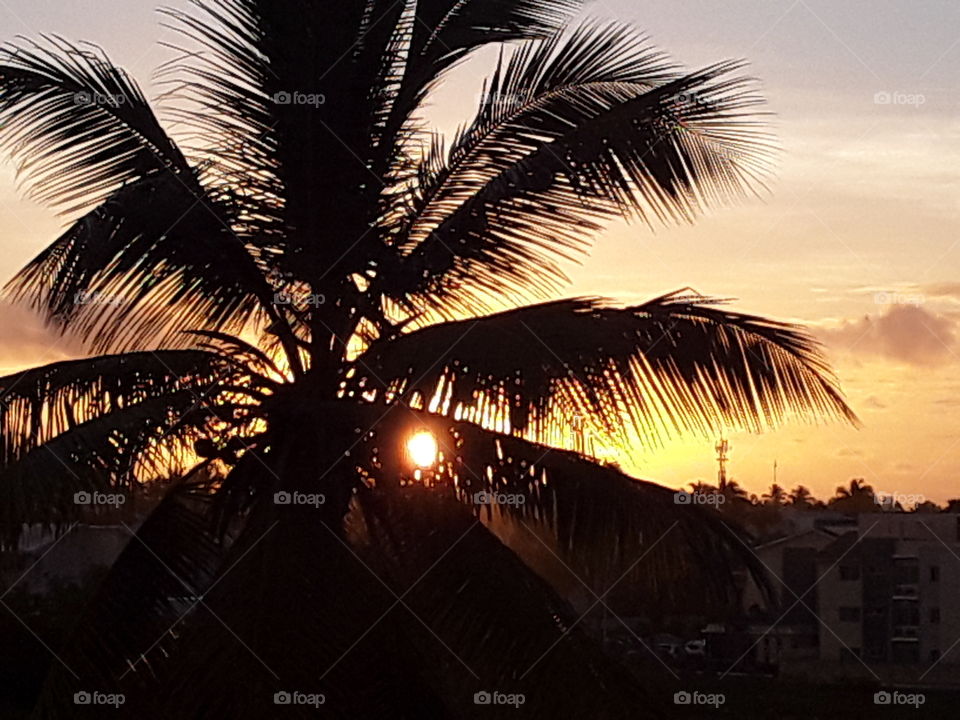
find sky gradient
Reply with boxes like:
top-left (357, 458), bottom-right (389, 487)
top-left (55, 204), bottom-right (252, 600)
top-left (0, 0), bottom-right (957, 503)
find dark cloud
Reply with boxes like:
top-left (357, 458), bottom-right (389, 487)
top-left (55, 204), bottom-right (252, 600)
top-left (820, 304), bottom-right (958, 365)
top-left (862, 395), bottom-right (887, 410)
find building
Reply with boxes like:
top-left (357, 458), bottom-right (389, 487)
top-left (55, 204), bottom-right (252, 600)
top-left (818, 513), bottom-right (960, 669)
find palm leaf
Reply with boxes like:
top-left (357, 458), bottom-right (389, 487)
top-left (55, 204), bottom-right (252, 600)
top-left (0, 350), bottom-right (232, 460)
top-left (0, 388), bottom-right (237, 548)
top-left (4, 173), bottom-right (281, 353)
top-left (354, 292), bottom-right (856, 449)
top-left (158, 0), bottom-right (408, 282)
top-left (374, 24), bottom-right (773, 315)
top-left (0, 351), bottom-right (251, 546)
top-left (0, 36), bottom-right (189, 214)
top-left (346, 483), bottom-right (658, 719)
top-left (30, 474), bottom-right (224, 720)
top-left (438, 420), bottom-right (775, 615)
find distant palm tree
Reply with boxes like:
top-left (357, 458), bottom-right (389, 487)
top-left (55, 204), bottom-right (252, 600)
top-left (829, 478), bottom-right (876, 513)
top-left (0, 2), bottom-right (856, 717)
top-left (787, 484), bottom-right (816, 509)
top-left (762, 483), bottom-right (787, 506)
top-left (719, 477), bottom-right (751, 503)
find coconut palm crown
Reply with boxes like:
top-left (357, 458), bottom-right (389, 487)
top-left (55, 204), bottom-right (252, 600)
top-left (0, 1), bottom-right (856, 718)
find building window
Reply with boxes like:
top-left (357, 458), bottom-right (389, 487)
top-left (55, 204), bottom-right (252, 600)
top-left (930, 608), bottom-right (941, 624)
top-left (930, 565), bottom-right (940, 582)
top-left (839, 607), bottom-right (861, 622)
top-left (840, 565), bottom-right (860, 581)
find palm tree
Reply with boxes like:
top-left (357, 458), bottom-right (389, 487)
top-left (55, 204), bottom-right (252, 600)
top-left (0, 2), bottom-right (857, 717)
top-left (829, 478), bottom-right (876, 513)
top-left (787, 484), bottom-right (816, 509)
top-left (761, 483), bottom-right (787, 506)
top-left (719, 477), bottom-right (751, 503)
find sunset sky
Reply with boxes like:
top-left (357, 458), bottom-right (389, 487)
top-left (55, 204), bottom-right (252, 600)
top-left (0, 1), bottom-right (958, 503)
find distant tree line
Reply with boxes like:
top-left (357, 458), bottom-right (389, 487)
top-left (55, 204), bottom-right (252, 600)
top-left (687, 476), bottom-right (960, 536)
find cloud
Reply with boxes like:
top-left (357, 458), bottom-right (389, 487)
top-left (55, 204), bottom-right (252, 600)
top-left (862, 395), bottom-right (887, 410)
top-left (922, 282), bottom-right (960, 301)
top-left (819, 304), bottom-right (958, 366)
top-left (0, 302), bottom-right (82, 373)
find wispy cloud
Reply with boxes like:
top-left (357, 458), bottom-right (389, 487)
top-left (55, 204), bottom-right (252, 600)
top-left (819, 304), bottom-right (958, 366)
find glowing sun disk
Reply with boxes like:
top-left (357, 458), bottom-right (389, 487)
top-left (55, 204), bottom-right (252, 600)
top-left (407, 431), bottom-right (438, 468)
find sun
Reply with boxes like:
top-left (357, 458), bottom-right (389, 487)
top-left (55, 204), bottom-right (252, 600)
top-left (407, 430), bottom-right (438, 468)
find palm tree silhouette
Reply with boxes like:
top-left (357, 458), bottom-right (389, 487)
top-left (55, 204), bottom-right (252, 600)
top-left (0, 2), bottom-right (857, 717)
top-left (787, 484), bottom-right (818, 509)
top-left (829, 478), bottom-right (876, 513)
top-left (761, 483), bottom-right (787, 506)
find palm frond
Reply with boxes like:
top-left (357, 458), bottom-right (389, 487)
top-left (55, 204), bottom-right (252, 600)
top-left (378, 0), bottom-right (580, 155)
top-left (0, 351), bottom-right (251, 546)
top-left (159, 0), bottom-right (408, 282)
top-left (346, 484), bottom-right (658, 718)
top-left (361, 407), bottom-right (774, 616)
top-left (0, 350), bottom-right (233, 462)
top-left (30, 474), bottom-right (224, 720)
top-left (3, 172), bottom-right (280, 353)
top-left (0, 36), bottom-right (189, 214)
top-left (353, 292), bottom-right (856, 450)
top-left (0, 389), bottom-right (227, 548)
top-left (375, 23), bottom-right (773, 315)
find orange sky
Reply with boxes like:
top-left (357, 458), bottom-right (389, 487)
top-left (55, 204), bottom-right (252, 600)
top-left (0, 1), bottom-right (957, 504)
